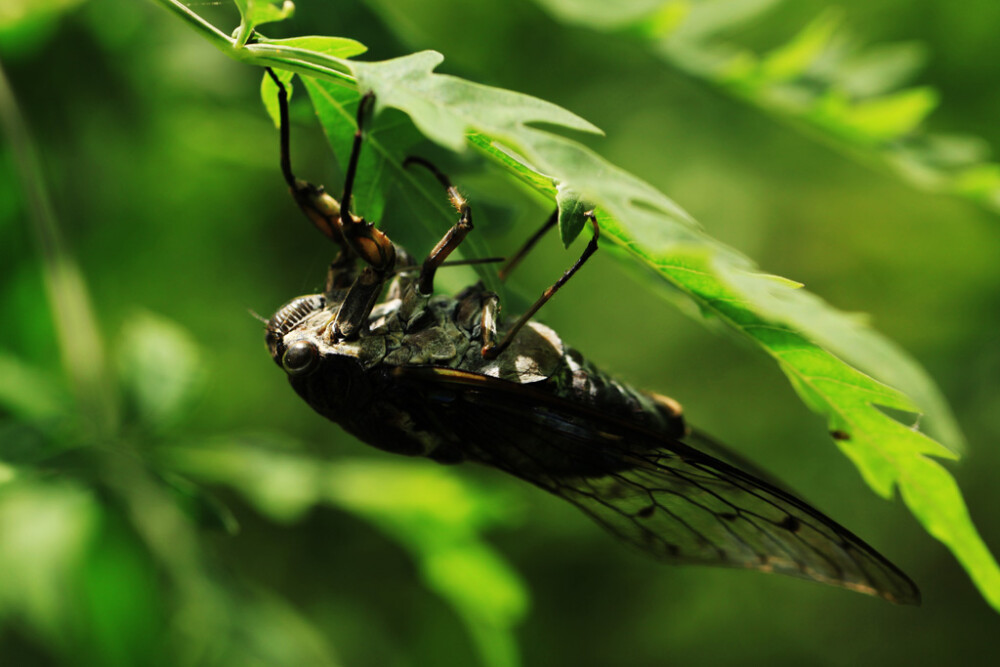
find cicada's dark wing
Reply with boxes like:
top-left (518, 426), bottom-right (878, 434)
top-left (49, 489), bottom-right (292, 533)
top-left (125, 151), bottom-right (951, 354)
top-left (394, 368), bottom-right (920, 605)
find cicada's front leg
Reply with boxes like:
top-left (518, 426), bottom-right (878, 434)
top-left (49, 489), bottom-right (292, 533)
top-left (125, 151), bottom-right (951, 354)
top-left (266, 68), bottom-right (354, 264)
top-left (266, 68), bottom-right (396, 340)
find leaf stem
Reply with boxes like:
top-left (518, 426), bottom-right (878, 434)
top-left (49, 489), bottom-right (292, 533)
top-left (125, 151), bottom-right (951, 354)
top-left (149, 0), bottom-right (356, 85)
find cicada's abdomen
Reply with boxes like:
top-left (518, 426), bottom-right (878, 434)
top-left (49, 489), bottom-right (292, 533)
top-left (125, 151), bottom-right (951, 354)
top-left (550, 347), bottom-right (688, 440)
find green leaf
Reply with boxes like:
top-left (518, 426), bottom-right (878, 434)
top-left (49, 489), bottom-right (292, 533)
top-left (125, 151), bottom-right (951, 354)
top-left (301, 76), bottom-right (421, 223)
top-left (758, 12), bottom-right (840, 83)
top-left (298, 75), bottom-right (501, 292)
top-left (555, 184), bottom-right (592, 247)
top-left (319, 460), bottom-right (530, 667)
top-left (351, 51), bottom-right (603, 152)
top-left (834, 42), bottom-right (927, 97)
top-left (260, 66), bottom-right (294, 129)
top-left (536, 0), bottom-right (671, 29)
top-left (631, 0), bottom-right (1000, 214)
top-left (214, 592), bottom-right (341, 666)
top-left (262, 35), bottom-right (368, 59)
top-left (232, 0), bottom-right (294, 48)
top-left (818, 87), bottom-right (939, 143)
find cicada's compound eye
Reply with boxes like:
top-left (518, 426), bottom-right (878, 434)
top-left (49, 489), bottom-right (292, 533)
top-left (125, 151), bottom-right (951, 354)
top-left (282, 340), bottom-right (319, 376)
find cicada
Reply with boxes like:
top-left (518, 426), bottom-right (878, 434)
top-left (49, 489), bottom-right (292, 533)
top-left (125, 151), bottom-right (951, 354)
top-left (262, 70), bottom-right (919, 605)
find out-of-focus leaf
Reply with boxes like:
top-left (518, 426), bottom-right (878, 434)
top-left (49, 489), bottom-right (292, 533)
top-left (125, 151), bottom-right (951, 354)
top-left (116, 311), bottom-right (204, 430)
top-left (161, 433), bottom-right (322, 522)
top-left (78, 512), bottom-right (163, 667)
top-left (163, 473), bottom-right (240, 536)
top-left (757, 13), bottom-right (840, 83)
top-left (160, 436), bottom-right (527, 667)
top-left (535, 0), bottom-right (669, 29)
top-left (214, 591), bottom-right (341, 667)
top-left (817, 87), bottom-right (939, 143)
top-left (0, 0), bottom-right (86, 56)
top-left (0, 477), bottom-right (99, 641)
top-left (543, 0), bottom-right (1000, 216)
top-left (0, 352), bottom-right (68, 423)
top-left (328, 462), bottom-right (526, 667)
top-left (834, 42), bottom-right (927, 98)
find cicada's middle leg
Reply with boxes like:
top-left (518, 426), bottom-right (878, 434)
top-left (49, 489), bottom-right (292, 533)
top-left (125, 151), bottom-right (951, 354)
top-left (405, 154), bottom-right (602, 360)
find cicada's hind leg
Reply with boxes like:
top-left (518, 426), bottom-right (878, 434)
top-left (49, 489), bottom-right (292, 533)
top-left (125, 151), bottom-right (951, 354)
top-left (481, 211), bottom-right (599, 360)
top-left (497, 209), bottom-right (558, 281)
top-left (403, 157), bottom-right (475, 295)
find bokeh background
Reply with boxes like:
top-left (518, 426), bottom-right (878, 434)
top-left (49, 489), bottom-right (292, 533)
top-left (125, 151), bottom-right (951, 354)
top-left (2, 0), bottom-right (999, 665)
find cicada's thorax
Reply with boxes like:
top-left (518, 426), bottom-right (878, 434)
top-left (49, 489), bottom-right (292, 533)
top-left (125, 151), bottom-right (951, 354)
top-left (268, 270), bottom-right (686, 461)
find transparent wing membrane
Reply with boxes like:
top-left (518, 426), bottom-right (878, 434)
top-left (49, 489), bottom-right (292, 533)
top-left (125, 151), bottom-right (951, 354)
top-left (402, 369), bottom-right (919, 604)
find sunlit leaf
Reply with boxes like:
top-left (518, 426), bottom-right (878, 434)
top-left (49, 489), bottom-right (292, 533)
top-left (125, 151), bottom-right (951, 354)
top-left (634, 1), bottom-right (1000, 212)
top-left (820, 87), bottom-right (939, 143)
top-left (263, 35), bottom-right (367, 58)
top-left (233, 0), bottom-right (294, 47)
top-left (758, 13), bottom-right (840, 82)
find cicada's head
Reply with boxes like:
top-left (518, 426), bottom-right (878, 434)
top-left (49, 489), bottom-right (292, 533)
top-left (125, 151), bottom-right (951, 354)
top-left (265, 294), bottom-right (327, 374)
top-left (265, 290), bottom-right (380, 424)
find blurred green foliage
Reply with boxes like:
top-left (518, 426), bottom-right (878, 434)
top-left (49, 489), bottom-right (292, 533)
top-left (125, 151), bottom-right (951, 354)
top-left (1, 1), bottom-right (999, 666)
